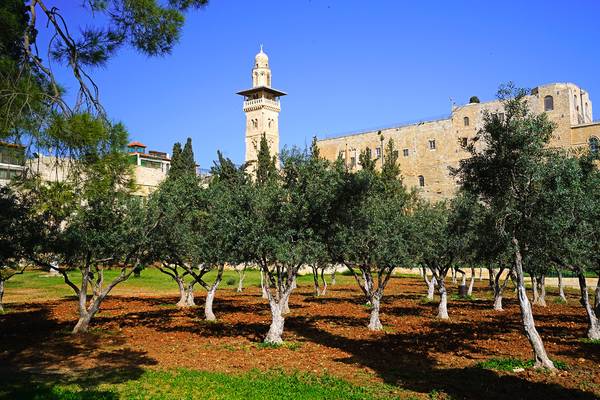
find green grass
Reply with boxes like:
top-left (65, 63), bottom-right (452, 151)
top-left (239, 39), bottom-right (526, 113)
top-left (3, 268), bottom-right (357, 303)
top-left (450, 294), bottom-right (475, 301)
top-left (0, 369), bottom-right (403, 400)
top-left (255, 341), bottom-right (303, 351)
top-left (475, 357), bottom-right (568, 371)
top-left (579, 338), bottom-right (600, 345)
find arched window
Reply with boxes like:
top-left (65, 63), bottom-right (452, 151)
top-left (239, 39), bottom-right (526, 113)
top-left (463, 116), bottom-right (470, 127)
top-left (544, 95), bottom-right (554, 111)
top-left (418, 175), bottom-right (425, 187)
top-left (590, 136), bottom-right (599, 154)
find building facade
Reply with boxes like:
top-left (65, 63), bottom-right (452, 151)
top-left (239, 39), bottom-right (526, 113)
top-left (316, 83), bottom-right (599, 201)
top-left (237, 47), bottom-right (286, 169)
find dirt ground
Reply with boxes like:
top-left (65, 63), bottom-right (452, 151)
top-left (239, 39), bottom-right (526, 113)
top-left (1, 277), bottom-right (599, 399)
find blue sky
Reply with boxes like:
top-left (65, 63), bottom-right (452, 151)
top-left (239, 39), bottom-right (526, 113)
top-left (40, 1), bottom-right (600, 168)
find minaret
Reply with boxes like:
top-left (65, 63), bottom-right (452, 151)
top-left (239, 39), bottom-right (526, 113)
top-left (237, 46), bottom-right (286, 169)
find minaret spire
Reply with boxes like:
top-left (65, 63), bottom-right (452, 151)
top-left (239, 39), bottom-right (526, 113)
top-left (237, 48), bottom-right (287, 172)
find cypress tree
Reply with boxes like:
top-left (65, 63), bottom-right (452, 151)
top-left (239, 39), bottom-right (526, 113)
top-left (256, 134), bottom-right (277, 185)
top-left (180, 137), bottom-right (196, 174)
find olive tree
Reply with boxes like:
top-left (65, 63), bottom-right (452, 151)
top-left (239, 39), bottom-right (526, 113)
top-left (18, 118), bottom-right (154, 333)
top-left (330, 139), bottom-right (415, 330)
top-left (454, 84), bottom-right (557, 368)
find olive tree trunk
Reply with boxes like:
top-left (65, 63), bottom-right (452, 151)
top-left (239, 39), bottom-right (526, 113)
top-left (204, 266), bottom-right (224, 321)
top-left (311, 265), bottom-right (321, 297)
top-left (236, 264), bottom-right (246, 293)
top-left (576, 269), bottom-right (600, 340)
top-left (422, 267), bottom-right (436, 301)
top-left (557, 268), bottom-right (567, 303)
top-left (535, 275), bottom-right (547, 307)
top-left (467, 267), bottom-right (476, 297)
top-left (491, 268), bottom-right (511, 311)
top-left (320, 268), bottom-right (328, 296)
top-left (0, 279), bottom-right (5, 313)
top-left (512, 238), bottom-right (555, 369)
top-left (437, 278), bottom-right (449, 319)
top-left (330, 266), bottom-right (337, 286)
top-left (594, 276), bottom-right (599, 314)
top-left (368, 292), bottom-right (383, 331)
top-left (265, 296), bottom-right (287, 344)
top-left (260, 271), bottom-right (268, 299)
top-left (176, 278), bottom-right (196, 307)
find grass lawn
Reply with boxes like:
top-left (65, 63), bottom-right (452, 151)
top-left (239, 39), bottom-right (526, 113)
top-left (0, 369), bottom-right (403, 400)
top-left (3, 267), bottom-right (359, 304)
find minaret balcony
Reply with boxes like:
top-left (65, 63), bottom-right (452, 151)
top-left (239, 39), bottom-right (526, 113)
top-left (243, 97), bottom-right (281, 112)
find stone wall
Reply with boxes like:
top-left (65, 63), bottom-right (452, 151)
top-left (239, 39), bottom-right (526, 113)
top-left (317, 83), bottom-right (597, 201)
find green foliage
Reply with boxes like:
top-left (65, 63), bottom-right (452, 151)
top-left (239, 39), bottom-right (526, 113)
top-left (469, 96), bottom-right (480, 104)
top-left (255, 134), bottom-right (277, 185)
top-left (225, 277), bottom-right (236, 286)
top-left (168, 137), bottom-right (196, 178)
top-left (359, 147), bottom-right (376, 172)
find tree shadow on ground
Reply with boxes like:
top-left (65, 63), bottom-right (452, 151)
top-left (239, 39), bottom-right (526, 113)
top-left (0, 300), bottom-right (157, 398)
top-left (287, 317), bottom-right (598, 400)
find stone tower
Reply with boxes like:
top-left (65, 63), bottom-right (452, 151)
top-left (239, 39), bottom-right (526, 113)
top-left (237, 46), bottom-right (286, 169)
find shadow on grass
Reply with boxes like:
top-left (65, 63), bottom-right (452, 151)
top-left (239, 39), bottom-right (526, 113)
top-left (0, 301), bottom-right (157, 399)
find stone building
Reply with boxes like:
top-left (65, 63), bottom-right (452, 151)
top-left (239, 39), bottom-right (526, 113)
top-left (237, 46), bottom-right (286, 169)
top-left (316, 83), bottom-right (599, 200)
top-left (0, 140), bottom-right (172, 197)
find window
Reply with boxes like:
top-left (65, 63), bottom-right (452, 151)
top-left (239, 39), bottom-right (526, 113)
top-left (429, 140), bottom-right (436, 150)
top-left (460, 137), bottom-right (468, 148)
top-left (350, 156), bottom-right (356, 168)
top-left (590, 136), bottom-right (599, 154)
top-left (544, 95), bottom-right (554, 111)
top-left (338, 151), bottom-right (345, 159)
top-left (418, 175), bottom-right (425, 187)
top-left (375, 147), bottom-right (381, 158)
top-left (498, 113), bottom-right (505, 122)
top-left (0, 168), bottom-right (22, 180)
top-left (403, 148), bottom-right (409, 157)
top-left (463, 116), bottom-right (470, 127)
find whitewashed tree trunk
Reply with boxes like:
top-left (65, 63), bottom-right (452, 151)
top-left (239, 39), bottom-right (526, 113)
top-left (330, 266), bottom-right (336, 286)
top-left (368, 293), bottom-right (383, 331)
top-left (204, 267), bottom-right (223, 321)
top-left (557, 268), bottom-right (567, 303)
top-left (594, 276), bottom-right (599, 315)
top-left (176, 279), bottom-right (196, 307)
top-left (291, 276), bottom-right (297, 290)
top-left (320, 268), bottom-right (328, 296)
top-left (512, 238), bottom-right (555, 369)
top-left (0, 280), bottom-right (5, 313)
top-left (423, 268), bottom-right (436, 300)
top-left (451, 268), bottom-right (457, 284)
top-left (281, 294), bottom-right (290, 315)
top-left (576, 269), bottom-right (600, 340)
top-left (204, 286), bottom-right (217, 321)
top-left (265, 300), bottom-right (286, 344)
top-left (531, 276), bottom-right (539, 304)
top-left (236, 265), bottom-right (246, 293)
top-left (312, 265), bottom-right (321, 297)
top-left (479, 266), bottom-right (483, 281)
top-left (467, 267), bottom-right (475, 297)
top-left (492, 268), bottom-right (510, 311)
top-left (437, 279), bottom-right (449, 319)
top-left (260, 271), bottom-right (268, 299)
top-left (537, 275), bottom-right (547, 307)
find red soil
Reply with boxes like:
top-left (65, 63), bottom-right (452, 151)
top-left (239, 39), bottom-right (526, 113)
top-left (1, 277), bottom-right (598, 399)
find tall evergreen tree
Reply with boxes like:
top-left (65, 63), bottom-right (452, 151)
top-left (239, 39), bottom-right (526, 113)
top-left (255, 134), bottom-right (277, 184)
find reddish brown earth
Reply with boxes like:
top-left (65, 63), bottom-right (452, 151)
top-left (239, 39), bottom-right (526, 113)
top-left (1, 277), bottom-right (599, 399)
